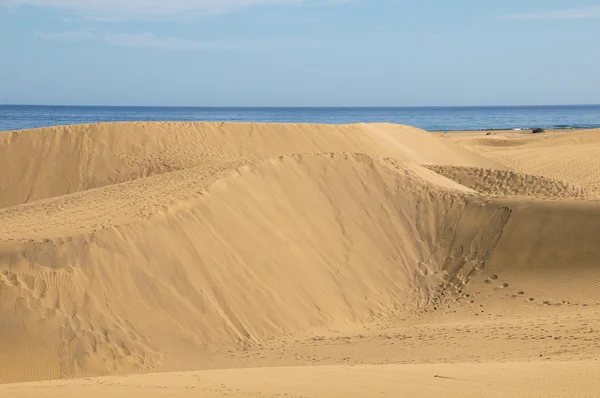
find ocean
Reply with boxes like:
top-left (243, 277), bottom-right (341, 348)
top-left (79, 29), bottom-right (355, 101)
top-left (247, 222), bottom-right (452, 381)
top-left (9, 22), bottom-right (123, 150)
top-left (1, 105), bottom-right (599, 133)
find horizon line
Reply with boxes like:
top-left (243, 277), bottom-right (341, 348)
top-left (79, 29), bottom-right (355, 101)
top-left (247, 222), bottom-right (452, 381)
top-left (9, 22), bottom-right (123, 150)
top-left (2, 103), bottom-right (600, 109)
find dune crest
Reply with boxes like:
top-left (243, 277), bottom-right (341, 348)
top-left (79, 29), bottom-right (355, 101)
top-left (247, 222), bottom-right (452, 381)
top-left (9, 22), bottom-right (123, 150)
top-left (0, 122), bottom-right (498, 210)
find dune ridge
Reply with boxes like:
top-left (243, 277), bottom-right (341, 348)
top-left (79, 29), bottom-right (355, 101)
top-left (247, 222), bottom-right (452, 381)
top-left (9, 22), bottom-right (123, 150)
top-left (1, 123), bottom-right (600, 396)
top-left (0, 122), bottom-right (499, 210)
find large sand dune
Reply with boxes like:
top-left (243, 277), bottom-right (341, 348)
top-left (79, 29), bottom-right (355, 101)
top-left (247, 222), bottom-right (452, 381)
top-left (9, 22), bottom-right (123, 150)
top-left (1, 123), bottom-right (600, 396)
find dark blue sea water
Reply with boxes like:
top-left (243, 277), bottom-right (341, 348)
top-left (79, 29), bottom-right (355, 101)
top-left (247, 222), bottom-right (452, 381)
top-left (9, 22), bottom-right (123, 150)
top-left (1, 105), bottom-right (599, 133)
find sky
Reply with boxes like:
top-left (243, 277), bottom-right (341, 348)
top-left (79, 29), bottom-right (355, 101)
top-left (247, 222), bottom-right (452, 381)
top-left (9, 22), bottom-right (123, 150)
top-left (0, 0), bottom-right (599, 107)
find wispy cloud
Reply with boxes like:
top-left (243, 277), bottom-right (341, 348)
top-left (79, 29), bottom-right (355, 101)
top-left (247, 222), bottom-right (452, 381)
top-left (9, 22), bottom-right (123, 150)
top-left (35, 31), bottom-right (318, 51)
top-left (506, 6), bottom-right (600, 20)
top-left (35, 30), bottom-right (96, 41)
top-left (104, 33), bottom-right (269, 50)
top-left (2, 0), bottom-right (305, 18)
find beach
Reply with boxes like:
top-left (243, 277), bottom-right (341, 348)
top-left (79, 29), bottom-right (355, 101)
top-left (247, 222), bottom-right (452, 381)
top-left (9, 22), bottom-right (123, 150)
top-left (1, 122), bottom-right (599, 396)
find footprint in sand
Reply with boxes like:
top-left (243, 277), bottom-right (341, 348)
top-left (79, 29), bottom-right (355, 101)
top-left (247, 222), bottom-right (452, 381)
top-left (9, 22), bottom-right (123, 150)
top-left (18, 274), bottom-right (35, 290)
top-left (2, 272), bottom-right (18, 287)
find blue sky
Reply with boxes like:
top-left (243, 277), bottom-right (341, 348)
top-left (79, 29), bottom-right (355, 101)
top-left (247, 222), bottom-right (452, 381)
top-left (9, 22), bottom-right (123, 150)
top-left (1, 0), bottom-right (599, 106)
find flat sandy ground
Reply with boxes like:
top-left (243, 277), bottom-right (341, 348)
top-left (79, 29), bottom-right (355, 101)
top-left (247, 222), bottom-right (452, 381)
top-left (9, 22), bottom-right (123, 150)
top-left (1, 123), bottom-right (599, 396)
top-left (2, 362), bottom-right (599, 398)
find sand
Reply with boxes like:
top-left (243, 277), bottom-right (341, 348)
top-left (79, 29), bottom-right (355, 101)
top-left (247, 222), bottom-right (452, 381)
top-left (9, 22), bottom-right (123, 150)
top-left (2, 362), bottom-right (600, 398)
top-left (1, 123), bottom-right (599, 396)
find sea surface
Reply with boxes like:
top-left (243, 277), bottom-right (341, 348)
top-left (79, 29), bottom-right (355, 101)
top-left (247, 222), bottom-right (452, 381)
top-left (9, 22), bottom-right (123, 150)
top-left (1, 105), bottom-right (599, 133)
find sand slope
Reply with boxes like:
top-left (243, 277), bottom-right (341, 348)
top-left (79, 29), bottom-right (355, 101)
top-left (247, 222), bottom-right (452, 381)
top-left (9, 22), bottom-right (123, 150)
top-left (1, 123), bottom-right (600, 395)
top-left (427, 166), bottom-right (590, 199)
top-left (447, 128), bottom-right (600, 197)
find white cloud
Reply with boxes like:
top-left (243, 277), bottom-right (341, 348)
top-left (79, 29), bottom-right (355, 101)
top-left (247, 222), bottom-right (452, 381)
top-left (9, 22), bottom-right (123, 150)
top-left (506, 7), bottom-right (600, 20)
top-left (35, 30), bottom-right (96, 41)
top-left (104, 33), bottom-right (225, 50)
top-left (2, 0), bottom-right (303, 17)
top-left (35, 31), bottom-right (317, 50)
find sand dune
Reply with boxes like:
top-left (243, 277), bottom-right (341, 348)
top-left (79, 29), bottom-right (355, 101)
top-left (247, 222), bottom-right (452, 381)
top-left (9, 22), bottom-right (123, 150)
top-left (449, 128), bottom-right (600, 196)
top-left (1, 123), bottom-right (600, 395)
top-left (0, 122), bottom-right (498, 209)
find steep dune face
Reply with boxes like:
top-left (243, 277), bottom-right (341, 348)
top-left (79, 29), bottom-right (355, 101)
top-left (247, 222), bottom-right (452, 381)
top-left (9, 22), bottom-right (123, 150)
top-left (1, 152), bottom-right (502, 382)
top-left (1, 123), bottom-right (600, 386)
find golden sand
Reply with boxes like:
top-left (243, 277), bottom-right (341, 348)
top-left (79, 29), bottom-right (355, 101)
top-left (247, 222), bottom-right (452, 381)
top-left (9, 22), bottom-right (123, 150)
top-left (1, 123), bottom-right (599, 396)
